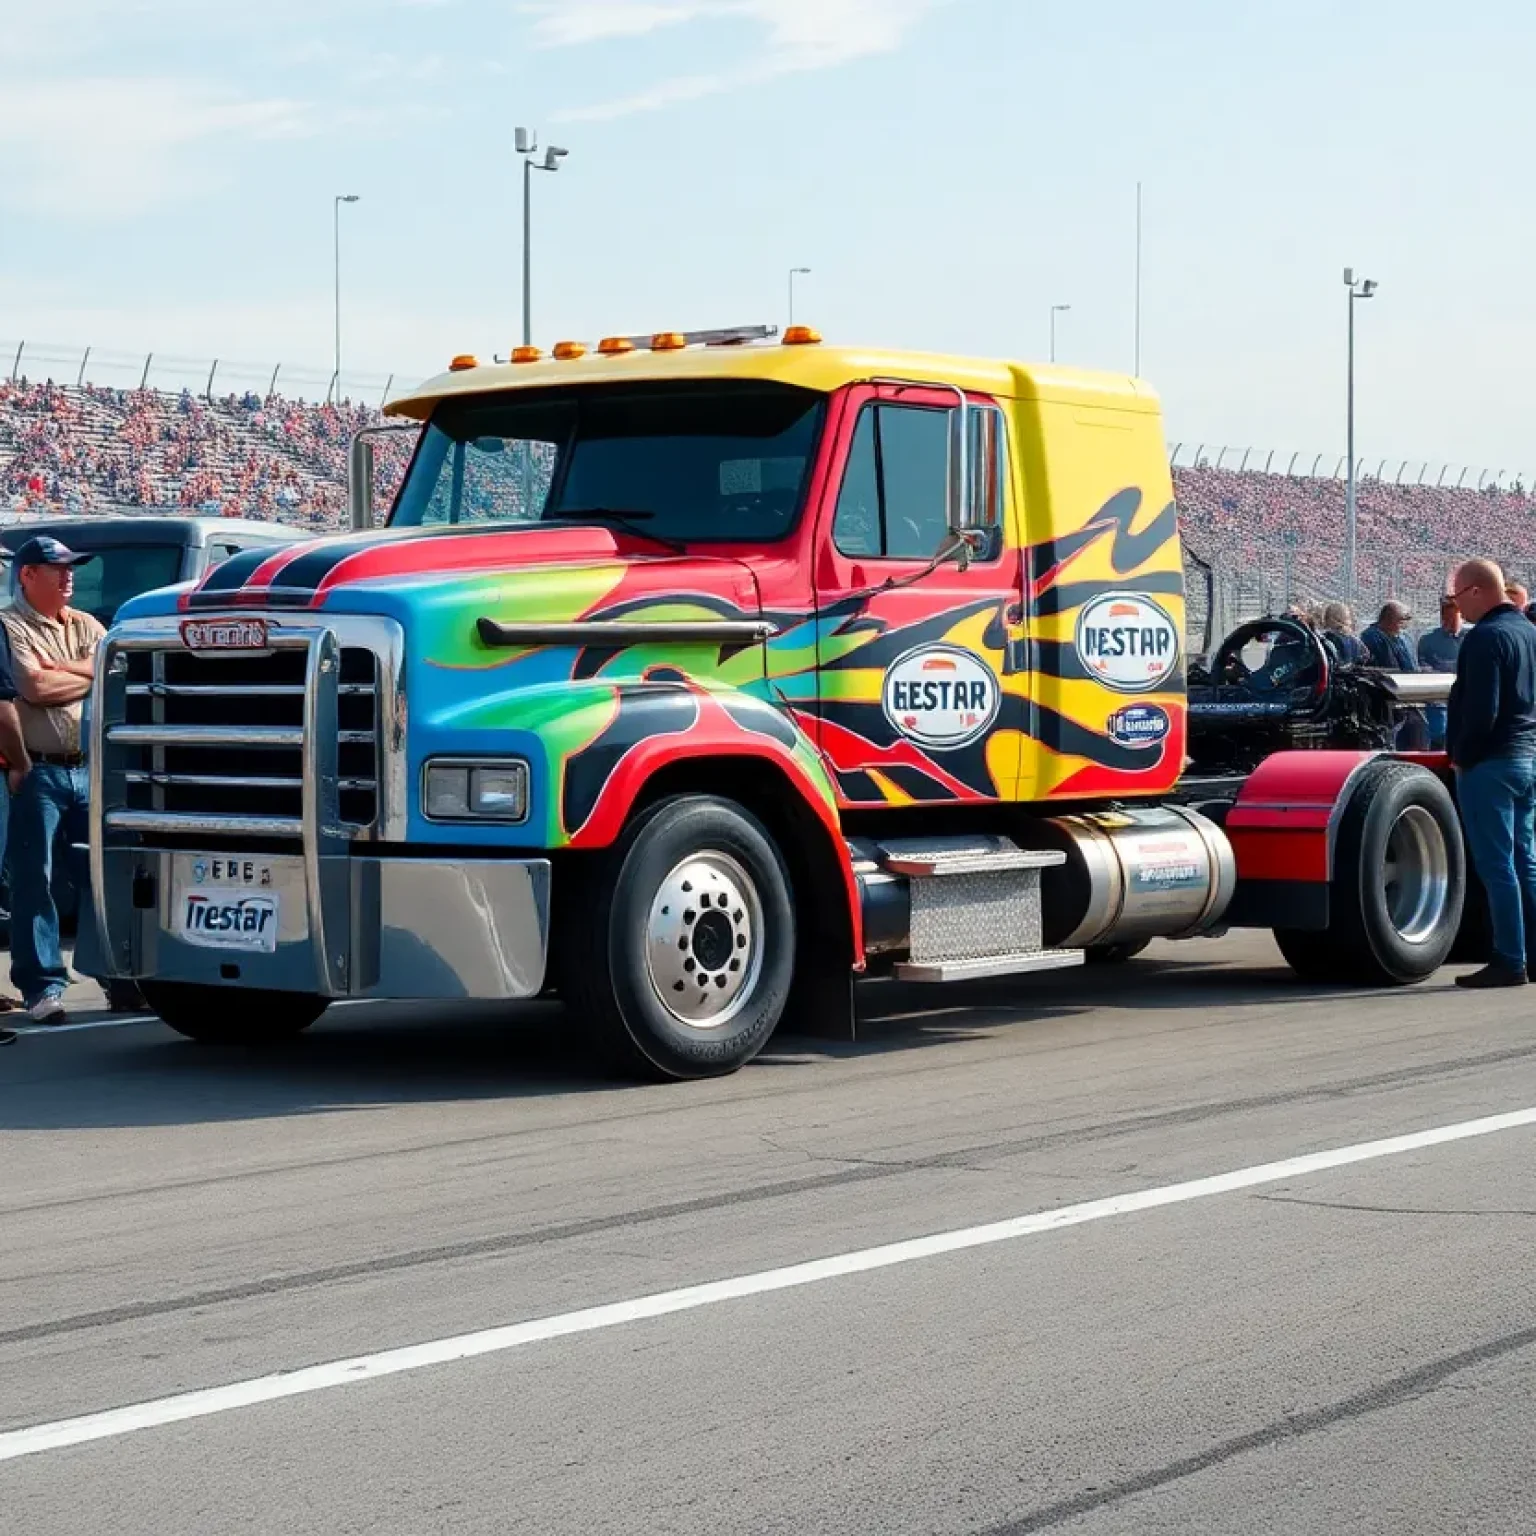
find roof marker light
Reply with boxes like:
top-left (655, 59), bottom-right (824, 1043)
top-left (511, 345), bottom-right (543, 364)
top-left (553, 341), bottom-right (588, 360)
top-left (651, 331), bottom-right (688, 351)
top-left (449, 354), bottom-right (479, 371)
top-left (598, 336), bottom-right (636, 355)
top-left (783, 325), bottom-right (822, 346)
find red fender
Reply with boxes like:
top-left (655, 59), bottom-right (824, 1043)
top-left (567, 696), bottom-right (863, 965)
top-left (1224, 750), bottom-right (1386, 883)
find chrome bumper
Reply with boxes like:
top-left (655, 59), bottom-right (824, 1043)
top-left (85, 848), bottom-right (550, 1001)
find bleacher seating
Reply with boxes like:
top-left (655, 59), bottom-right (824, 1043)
top-left (5, 380), bottom-right (1535, 606)
top-left (0, 380), bottom-right (412, 530)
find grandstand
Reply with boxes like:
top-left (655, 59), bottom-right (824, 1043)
top-left (5, 374), bottom-right (1535, 639)
top-left (0, 379), bottom-right (411, 530)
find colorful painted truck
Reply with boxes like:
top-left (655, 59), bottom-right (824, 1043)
top-left (85, 324), bottom-right (1469, 1078)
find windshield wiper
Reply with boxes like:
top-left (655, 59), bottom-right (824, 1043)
top-left (544, 507), bottom-right (684, 553)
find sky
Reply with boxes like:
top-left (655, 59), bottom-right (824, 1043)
top-left (1, 0), bottom-right (1533, 478)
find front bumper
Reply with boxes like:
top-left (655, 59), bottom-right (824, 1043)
top-left (85, 847), bottom-right (550, 1001)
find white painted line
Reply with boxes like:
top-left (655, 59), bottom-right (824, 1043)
top-left (3, 1102), bottom-right (1534, 1463)
top-left (11, 997), bottom-right (377, 1038)
top-left (12, 1015), bottom-right (160, 1036)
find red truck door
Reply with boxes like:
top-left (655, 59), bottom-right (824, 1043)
top-left (809, 383), bottom-right (1027, 806)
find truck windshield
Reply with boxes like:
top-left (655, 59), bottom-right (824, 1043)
top-left (390, 380), bottom-right (825, 543)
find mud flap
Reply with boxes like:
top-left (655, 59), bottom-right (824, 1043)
top-left (778, 962), bottom-right (857, 1042)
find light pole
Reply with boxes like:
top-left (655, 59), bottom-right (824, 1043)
top-left (1050, 303), bottom-right (1071, 363)
top-left (333, 194), bottom-right (359, 403)
top-left (1343, 267), bottom-right (1378, 606)
top-left (516, 128), bottom-right (569, 346)
top-left (788, 266), bottom-right (810, 328)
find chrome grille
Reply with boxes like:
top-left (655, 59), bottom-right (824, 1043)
top-left (103, 636), bottom-right (381, 844)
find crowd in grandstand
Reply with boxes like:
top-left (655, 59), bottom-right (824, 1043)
top-left (5, 378), bottom-right (1536, 603)
top-left (0, 379), bottom-right (407, 528)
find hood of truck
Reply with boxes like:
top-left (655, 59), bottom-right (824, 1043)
top-left (115, 522), bottom-right (764, 636)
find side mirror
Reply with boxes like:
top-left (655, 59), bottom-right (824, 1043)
top-left (945, 399), bottom-right (970, 531)
top-left (348, 433), bottom-right (376, 531)
top-left (968, 407), bottom-right (997, 528)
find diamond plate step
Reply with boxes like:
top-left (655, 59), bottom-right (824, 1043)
top-left (895, 949), bottom-right (1085, 984)
top-left (874, 835), bottom-right (1059, 966)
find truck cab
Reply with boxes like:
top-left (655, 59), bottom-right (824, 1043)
top-left (86, 327), bottom-right (1467, 1076)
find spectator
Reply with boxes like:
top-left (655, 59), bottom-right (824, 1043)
top-left (1508, 581), bottom-right (1531, 610)
top-left (1447, 558), bottom-right (1536, 987)
top-left (1361, 601), bottom-right (1417, 670)
top-left (0, 538), bottom-right (105, 1024)
top-left (1417, 594), bottom-right (1463, 749)
top-left (1362, 601), bottom-right (1427, 747)
top-left (1320, 601), bottom-right (1369, 664)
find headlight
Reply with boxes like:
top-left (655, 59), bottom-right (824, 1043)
top-left (422, 758), bottom-right (529, 823)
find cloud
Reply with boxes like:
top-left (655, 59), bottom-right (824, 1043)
top-left (529, 0), bottom-right (945, 121)
top-left (0, 79), bottom-right (313, 217)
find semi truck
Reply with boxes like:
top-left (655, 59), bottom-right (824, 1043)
top-left (84, 324), bottom-right (1469, 1078)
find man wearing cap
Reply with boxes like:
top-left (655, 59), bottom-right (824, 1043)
top-left (0, 536), bottom-right (104, 1024)
top-left (1418, 595), bottom-right (1464, 750)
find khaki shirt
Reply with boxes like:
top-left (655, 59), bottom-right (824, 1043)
top-left (0, 596), bottom-right (106, 755)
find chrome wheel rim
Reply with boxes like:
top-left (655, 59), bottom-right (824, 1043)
top-left (644, 851), bottom-right (764, 1027)
top-left (1382, 804), bottom-right (1450, 945)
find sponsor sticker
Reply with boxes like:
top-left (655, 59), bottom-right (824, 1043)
top-left (881, 644), bottom-right (1001, 750)
top-left (181, 618), bottom-right (269, 651)
top-left (1107, 702), bottom-right (1171, 749)
top-left (180, 890), bottom-right (279, 952)
top-left (1074, 591), bottom-right (1180, 693)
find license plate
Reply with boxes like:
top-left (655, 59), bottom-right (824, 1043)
top-left (181, 617), bottom-right (269, 651)
top-left (180, 870), bottom-right (279, 953)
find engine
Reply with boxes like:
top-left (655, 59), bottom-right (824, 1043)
top-left (1186, 615), bottom-right (1403, 776)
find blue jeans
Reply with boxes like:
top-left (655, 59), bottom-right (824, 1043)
top-left (10, 763), bottom-right (89, 1004)
top-left (1457, 755), bottom-right (1536, 973)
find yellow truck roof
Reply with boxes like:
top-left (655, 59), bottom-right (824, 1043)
top-left (383, 342), bottom-right (1161, 423)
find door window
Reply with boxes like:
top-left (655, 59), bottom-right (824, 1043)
top-left (832, 402), bottom-right (1004, 560)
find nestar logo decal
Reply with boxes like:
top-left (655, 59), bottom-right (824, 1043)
top-left (1074, 592), bottom-right (1180, 693)
top-left (881, 645), bottom-right (1001, 750)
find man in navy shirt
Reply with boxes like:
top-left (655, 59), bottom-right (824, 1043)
top-left (1447, 559), bottom-right (1536, 987)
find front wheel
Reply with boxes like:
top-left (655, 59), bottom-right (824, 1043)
top-left (140, 981), bottom-right (327, 1043)
top-left (557, 796), bottom-right (796, 1080)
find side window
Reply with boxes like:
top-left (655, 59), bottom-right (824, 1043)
top-left (877, 406), bottom-right (950, 558)
top-left (206, 542), bottom-right (242, 568)
top-left (832, 409), bottom-right (880, 556)
top-left (832, 402), bottom-right (1005, 560)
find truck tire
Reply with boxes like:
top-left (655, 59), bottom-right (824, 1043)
top-left (558, 795), bottom-right (796, 1081)
top-left (139, 981), bottom-right (327, 1044)
top-left (1275, 761), bottom-right (1463, 986)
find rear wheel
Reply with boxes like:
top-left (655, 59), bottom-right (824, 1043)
top-left (557, 795), bottom-right (795, 1080)
top-left (140, 981), bottom-right (327, 1043)
top-left (1275, 761), bottom-right (1463, 986)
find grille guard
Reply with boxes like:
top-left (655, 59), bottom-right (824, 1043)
top-left (88, 612), bottom-right (407, 994)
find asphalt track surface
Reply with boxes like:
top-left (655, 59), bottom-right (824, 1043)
top-left (4, 932), bottom-right (1536, 1534)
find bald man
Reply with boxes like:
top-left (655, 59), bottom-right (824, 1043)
top-left (1448, 559), bottom-right (1536, 986)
